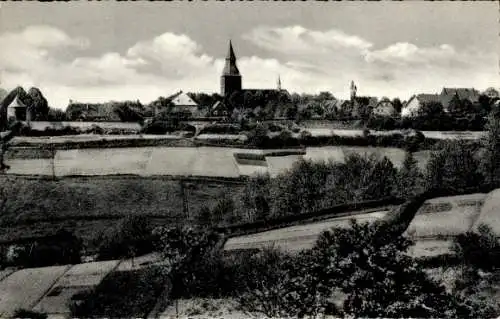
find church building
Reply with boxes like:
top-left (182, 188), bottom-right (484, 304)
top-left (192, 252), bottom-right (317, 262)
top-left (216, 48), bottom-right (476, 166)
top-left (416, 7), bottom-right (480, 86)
top-left (220, 40), bottom-right (242, 96)
top-left (220, 41), bottom-right (284, 97)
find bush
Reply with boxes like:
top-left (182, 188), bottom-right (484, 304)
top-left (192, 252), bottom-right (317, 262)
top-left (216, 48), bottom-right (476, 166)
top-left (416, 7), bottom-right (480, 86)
top-left (452, 224), bottom-right (500, 271)
top-left (198, 123), bottom-right (241, 135)
top-left (5, 229), bottom-right (82, 268)
top-left (237, 220), bottom-right (494, 318)
top-left (12, 309), bottom-right (48, 319)
top-left (140, 120), bottom-right (195, 135)
top-left (154, 225), bottom-right (226, 298)
top-left (70, 266), bottom-right (169, 318)
top-left (96, 216), bottom-right (156, 260)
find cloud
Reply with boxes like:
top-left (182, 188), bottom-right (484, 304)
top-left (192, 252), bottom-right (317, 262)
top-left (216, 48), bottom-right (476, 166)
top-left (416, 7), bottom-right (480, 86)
top-left (0, 24), bottom-right (497, 108)
top-left (244, 25), bottom-right (498, 99)
top-left (244, 25), bottom-right (373, 56)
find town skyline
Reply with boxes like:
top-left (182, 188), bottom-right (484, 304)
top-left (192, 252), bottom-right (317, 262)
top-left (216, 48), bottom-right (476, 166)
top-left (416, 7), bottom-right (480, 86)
top-left (0, 1), bottom-right (498, 108)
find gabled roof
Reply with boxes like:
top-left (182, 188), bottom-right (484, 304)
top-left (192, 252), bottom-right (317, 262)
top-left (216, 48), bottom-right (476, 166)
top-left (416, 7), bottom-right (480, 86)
top-left (415, 93), bottom-right (441, 104)
top-left (166, 91), bottom-right (198, 107)
top-left (441, 87), bottom-right (480, 101)
top-left (7, 95), bottom-right (26, 109)
top-left (211, 100), bottom-right (226, 111)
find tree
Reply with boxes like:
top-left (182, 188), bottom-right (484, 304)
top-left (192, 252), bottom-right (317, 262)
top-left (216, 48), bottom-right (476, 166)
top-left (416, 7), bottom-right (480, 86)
top-left (47, 108), bottom-right (67, 121)
top-left (96, 215), bottom-right (154, 260)
top-left (481, 112), bottom-right (500, 185)
top-left (425, 141), bottom-right (482, 192)
top-left (392, 98), bottom-right (403, 114)
top-left (424, 149), bottom-right (446, 191)
top-left (27, 87), bottom-right (49, 120)
top-left (397, 151), bottom-right (423, 198)
top-left (239, 219), bottom-right (487, 318)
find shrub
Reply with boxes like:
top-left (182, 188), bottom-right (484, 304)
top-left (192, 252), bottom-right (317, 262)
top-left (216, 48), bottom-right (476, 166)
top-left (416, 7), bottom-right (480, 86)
top-left (452, 224), bottom-right (500, 271)
top-left (198, 123), bottom-right (241, 135)
top-left (237, 220), bottom-right (494, 318)
top-left (70, 266), bottom-right (169, 318)
top-left (154, 225), bottom-right (225, 298)
top-left (5, 229), bottom-right (82, 268)
top-left (96, 216), bottom-right (156, 260)
top-left (12, 309), bottom-right (48, 319)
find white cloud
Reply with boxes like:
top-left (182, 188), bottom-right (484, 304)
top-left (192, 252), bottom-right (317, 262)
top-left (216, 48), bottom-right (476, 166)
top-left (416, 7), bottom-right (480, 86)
top-left (0, 25), bottom-right (497, 108)
top-left (244, 26), bottom-right (498, 99)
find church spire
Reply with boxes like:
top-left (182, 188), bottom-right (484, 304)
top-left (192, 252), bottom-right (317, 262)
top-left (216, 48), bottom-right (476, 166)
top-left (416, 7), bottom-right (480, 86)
top-left (222, 40), bottom-right (240, 76)
top-left (220, 40), bottom-right (242, 96)
top-left (277, 75), bottom-right (282, 91)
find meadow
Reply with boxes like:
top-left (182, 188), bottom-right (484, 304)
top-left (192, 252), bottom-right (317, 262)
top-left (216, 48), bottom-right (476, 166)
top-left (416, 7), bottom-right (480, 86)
top-left (0, 176), bottom-right (245, 247)
top-left (5, 145), bottom-right (433, 178)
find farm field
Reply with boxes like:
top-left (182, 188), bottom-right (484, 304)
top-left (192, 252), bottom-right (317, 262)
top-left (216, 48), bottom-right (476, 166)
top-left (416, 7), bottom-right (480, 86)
top-left (472, 188), bottom-right (500, 234)
top-left (0, 176), bottom-right (244, 245)
top-left (223, 210), bottom-right (390, 252)
top-left (32, 260), bottom-right (121, 315)
top-left (0, 265), bottom-right (71, 317)
top-left (404, 193), bottom-right (487, 238)
top-left (5, 142), bottom-right (433, 178)
top-left (224, 191), bottom-right (499, 257)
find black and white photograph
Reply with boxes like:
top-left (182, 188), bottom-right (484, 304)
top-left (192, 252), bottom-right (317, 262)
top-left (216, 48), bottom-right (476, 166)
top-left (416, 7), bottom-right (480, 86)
top-left (0, 1), bottom-right (499, 318)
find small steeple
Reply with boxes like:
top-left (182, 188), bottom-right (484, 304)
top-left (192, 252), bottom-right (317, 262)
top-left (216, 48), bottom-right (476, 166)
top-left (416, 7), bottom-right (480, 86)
top-left (222, 40), bottom-right (240, 76)
top-left (277, 75), bottom-right (282, 91)
top-left (350, 80), bottom-right (357, 99)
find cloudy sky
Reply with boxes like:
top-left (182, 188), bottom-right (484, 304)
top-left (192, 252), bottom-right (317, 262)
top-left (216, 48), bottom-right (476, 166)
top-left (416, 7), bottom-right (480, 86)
top-left (0, 2), bottom-right (498, 108)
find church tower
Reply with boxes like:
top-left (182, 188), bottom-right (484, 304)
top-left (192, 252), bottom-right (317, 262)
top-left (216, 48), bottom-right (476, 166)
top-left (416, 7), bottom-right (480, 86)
top-left (277, 75), bottom-right (282, 91)
top-left (220, 40), bottom-right (242, 96)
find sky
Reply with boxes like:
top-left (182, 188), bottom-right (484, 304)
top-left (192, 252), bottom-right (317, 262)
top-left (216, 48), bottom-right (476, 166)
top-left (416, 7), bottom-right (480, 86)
top-left (0, 2), bottom-right (498, 109)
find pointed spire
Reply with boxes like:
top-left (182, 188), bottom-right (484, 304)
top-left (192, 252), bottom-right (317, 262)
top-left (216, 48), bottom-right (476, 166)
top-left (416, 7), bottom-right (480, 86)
top-left (222, 40), bottom-right (240, 76)
top-left (277, 75), bottom-right (282, 91)
top-left (227, 40), bottom-right (236, 61)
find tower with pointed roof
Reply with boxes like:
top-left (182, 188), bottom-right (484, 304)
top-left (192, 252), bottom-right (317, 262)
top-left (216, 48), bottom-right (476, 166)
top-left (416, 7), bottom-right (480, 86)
top-left (220, 40), bottom-right (242, 96)
top-left (277, 75), bottom-right (282, 91)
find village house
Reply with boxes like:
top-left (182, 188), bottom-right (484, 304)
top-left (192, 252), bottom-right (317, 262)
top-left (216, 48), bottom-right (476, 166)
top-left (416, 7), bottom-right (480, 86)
top-left (401, 87), bottom-right (481, 118)
top-left (372, 98), bottom-right (396, 117)
top-left (165, 90), bottom-right (199, 117)
top-left (6, 94), bottom-right (31, 123)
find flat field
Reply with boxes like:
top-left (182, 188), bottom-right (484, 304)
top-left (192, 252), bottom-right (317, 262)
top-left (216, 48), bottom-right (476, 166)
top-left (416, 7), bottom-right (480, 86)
top-left (0, 176), bottom-right (244, 245)
top-left (0, 265), bottom-right (71, 317)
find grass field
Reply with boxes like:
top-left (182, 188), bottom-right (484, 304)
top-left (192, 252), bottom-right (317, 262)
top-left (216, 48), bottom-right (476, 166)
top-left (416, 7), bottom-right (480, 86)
top-left (0, 176), bottom-right (245, 246)
top-left (405, 193), bottom-right (487, 238)
top-left (0, 265), bottom-right (71, 317)
top-left (224, 210), bottom-right (390, 252)
top-left (5, 144), bottom-right (433, 179)
top-left (473, 188), bottom-right (500, 234)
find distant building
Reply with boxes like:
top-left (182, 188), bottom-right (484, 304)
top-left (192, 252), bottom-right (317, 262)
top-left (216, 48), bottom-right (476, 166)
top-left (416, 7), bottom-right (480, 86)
top-left (167, 91), bottom-right (198, 114)
top-left (210, 100), bottom-right (230, 117)
top-left (6, 95), bottom-right (29, 122)
top-left (401, 94), bottom-right (440, 118)
top-left (439, 87), bottom-right (480, 111)
top-left (220, 41), bottom-right (242, 96)
top-left (372, 99), bottom-right (396, 117)
top-left (402, 87), bottom-right (481, 118)
top-left (219, 41), bottom-right (286, 98)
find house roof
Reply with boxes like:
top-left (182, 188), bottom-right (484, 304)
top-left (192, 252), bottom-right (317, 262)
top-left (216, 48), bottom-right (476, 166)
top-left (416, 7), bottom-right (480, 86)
top-left (441, 88), bottom-right (480, 101)
top-left (7, 95), bottom-right (26, 109)
top-left (415, 94), bottom-right (441, 104)
top-left (166, 91), bottom-right (198, 106)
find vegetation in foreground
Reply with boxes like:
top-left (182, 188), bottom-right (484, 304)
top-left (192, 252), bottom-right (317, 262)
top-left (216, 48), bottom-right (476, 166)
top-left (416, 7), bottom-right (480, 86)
top-left (71, 221), bottom-right (500, 318)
